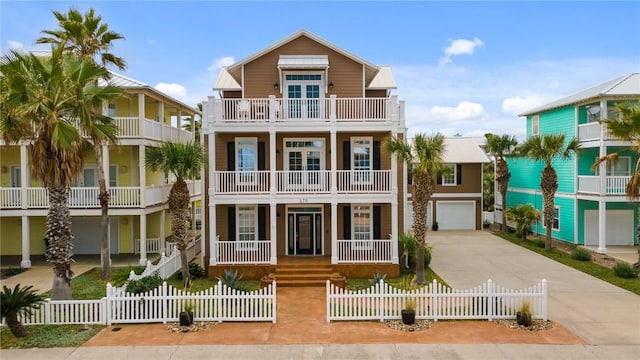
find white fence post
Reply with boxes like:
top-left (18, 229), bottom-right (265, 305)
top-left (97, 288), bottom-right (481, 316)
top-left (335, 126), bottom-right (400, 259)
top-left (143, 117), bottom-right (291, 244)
top-left (106, 283), bottom-right (112, 326)
top-left (487, 279), bottom-right (494, 322)
top-left (542, 279), bottom-right (548, 321)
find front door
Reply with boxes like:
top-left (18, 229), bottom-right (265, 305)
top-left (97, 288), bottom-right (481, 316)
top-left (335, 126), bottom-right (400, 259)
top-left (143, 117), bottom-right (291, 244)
top-left (287, 207), bottom-right (323, 255)
top-left (284, 74), bottom-right (323, 119)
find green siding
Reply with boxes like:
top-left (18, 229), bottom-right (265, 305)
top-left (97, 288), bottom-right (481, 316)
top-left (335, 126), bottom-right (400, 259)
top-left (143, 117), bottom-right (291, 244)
top-left (506, 190), bottom-right (576, 243)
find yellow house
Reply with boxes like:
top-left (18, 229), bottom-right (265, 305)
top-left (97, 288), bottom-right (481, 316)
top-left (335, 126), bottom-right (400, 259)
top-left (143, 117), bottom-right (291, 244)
top-left (0, 72), bottom-right (201, 268)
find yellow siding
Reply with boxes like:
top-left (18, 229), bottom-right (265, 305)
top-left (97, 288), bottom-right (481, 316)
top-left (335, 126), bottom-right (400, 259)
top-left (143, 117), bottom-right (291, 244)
top-left (119, 216), bottom-right (133, 253)
top-left (0, 217), bottom-right (47, 255)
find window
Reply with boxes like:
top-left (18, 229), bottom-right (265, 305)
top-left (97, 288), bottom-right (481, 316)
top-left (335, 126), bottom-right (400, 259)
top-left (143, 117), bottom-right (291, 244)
top-left (108, 103), bottom-right (117, 117)
top-left (552, 206), bottom-right (559, 231)
top-left (352, 137), bottom-right (372, 183)
top-left (595, 156), bottom-right (630, 176)
top-left (441, 164), bottom-right (456, 186)
top-left (237, 205), bottom-right (257, 243)
top-left (531, 115), bottom-right (540, 136)
top-left (236, 138), bottom-right (257, 183)
top-left (352, 204), bottom-right (372, 249)
top-left (109, 165), bottom-right (117, 187)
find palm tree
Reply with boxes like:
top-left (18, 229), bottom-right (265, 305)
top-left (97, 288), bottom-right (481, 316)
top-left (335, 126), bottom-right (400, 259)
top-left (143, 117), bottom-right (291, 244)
top-left (1, 47), bottom-right (101, 299)
top-left (38, 7), bottom-right (127, 280)
top-left (0, 285), bottom-right (44, 338)
top-left (517, 134), bottom-right (579, 251)
top-left (595, 102), bottom-right (640, 267)
top-left (145, 141), bottom-right (204, 288)
top-left (484, 133), bottom-right (518, 232)
top-left (36, 7), bottom-right (126, 71)
top-left (385, 133), bottom-right (446, 284)
top-left (505, 204), bottom-right (541, 241)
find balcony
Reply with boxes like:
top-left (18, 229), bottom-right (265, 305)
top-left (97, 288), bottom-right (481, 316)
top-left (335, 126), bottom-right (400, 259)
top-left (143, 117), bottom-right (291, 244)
top-left (578, 122), bottom-right (624, 142)
top-left (0, 180), bottom-right (202, 209)
top-left (71, 117), bottom-right (193, 142)
top-left (577, 176), bottom-right (631, 195)
top-left (211, 170), bottom-right (391, 195)
top-left (206, 96), bottom-right (399, 124)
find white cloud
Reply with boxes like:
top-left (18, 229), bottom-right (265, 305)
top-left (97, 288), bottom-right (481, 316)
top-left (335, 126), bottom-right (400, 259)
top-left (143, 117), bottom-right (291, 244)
top-left (7, 40), bottom-right (23, 51)
top-left (502, 95), bottom-right (549, 116)
top-left (439, 37), bottom-right (484, 66)
top-left (207, 56), bottom-right (235, 75)
top-left (155, 82), bottom-right (187, 101)
top-left (430, 102), bottom-right (486, 123)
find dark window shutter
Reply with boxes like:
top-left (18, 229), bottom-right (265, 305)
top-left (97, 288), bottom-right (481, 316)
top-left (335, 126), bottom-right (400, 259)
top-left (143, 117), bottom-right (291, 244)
top-left (437, 171), bottom-right (442, 185)
top-left (258, 142), bottom-right (265, 171)
top-left (343, 141), bottom-right (350, 170)
top-left (373, 206), bottom-right (381, 240)
top-left (258, 206), bottom-right (266, 240)
top-left (228, 206), bottom-right (236, 241)
top-left (373, 141), bottom-right (381, 170)
top-left (343, 205), bottom-right (351, 240)
top-left (457, 164), bottom-right (462, 185)
top-left (227, 142), bottom-right (235, 170)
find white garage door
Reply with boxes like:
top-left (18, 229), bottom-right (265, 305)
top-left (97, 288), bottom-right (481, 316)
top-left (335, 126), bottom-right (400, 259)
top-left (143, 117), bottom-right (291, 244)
top-left (437, 201), bottom-right (476, 230)
top-left (73, 217), bottom-right (119, 254)
top-left (584, 210), bottom-right (634, 246)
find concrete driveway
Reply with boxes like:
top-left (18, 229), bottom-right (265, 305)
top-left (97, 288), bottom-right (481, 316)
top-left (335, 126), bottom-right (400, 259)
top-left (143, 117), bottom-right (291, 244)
top-left (427, 230), bottom-right (640, 345)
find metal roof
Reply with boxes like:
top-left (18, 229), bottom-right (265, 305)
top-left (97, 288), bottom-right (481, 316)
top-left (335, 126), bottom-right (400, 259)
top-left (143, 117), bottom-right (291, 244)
top-left (368, 66), bottom-right (397, 90)
top-left (278, 55), bottom-right (329, 69)
top-left (213, 68), bottom-right (241, 91)
top-left (519, 73), bottom-right (640, 116)
top-left (442, 137), bottom-right (491, 163)
top-left (99, 71), bottom-right (148, 88)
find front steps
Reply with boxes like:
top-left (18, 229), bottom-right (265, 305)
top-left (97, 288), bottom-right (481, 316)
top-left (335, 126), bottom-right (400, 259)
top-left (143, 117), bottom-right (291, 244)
top-left (270, 262), bottom-right (343, 287)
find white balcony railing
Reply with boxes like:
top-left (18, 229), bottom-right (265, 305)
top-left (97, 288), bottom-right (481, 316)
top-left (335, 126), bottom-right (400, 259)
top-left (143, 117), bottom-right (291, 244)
top-left (210, 96), bottom-right (397, 123)
top-left (276, 170), bottom-right (331, 193)
top-left (578, 175), bottom-right (632, 195)
top-left (113, 117), bottom-right (192, 142)
top-left (336, 239), bottom-right (393, 263)
top-left (337, 170), bottom-right (391, 193)
top-left (578, 122), bottom-right (625, 142)
top-left (1, 181), bottom-right (201, 209)
top-left (211, 170), bottom-right (392, 195)
top-left (216, 239), bottom-right (271, 264)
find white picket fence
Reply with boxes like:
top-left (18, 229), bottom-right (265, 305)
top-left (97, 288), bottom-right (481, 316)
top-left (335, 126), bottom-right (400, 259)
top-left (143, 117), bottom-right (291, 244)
top-left (12, 281), bottom-right (277, 326)
top-left (128, 236), bottom-right (201, 281)
top-left (326, 279), bottom-right (547, 322)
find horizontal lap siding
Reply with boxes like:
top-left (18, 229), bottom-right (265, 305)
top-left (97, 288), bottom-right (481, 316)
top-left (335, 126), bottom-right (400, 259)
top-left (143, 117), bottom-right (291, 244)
top-left (539, 107), bottom-right (577, 194)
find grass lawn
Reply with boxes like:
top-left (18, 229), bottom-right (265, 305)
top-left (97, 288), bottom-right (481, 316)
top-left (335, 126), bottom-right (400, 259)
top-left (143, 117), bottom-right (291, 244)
top-left (347, 268), bottom-right (449, 291)
top-left (495, 232), bottom-right (640, 296)
top-left (0, 324), bottom-right (104, 349)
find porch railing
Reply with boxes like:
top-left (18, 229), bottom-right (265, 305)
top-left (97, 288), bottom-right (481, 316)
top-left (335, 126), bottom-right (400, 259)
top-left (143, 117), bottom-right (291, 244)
top-left (276, 170), bottom-right (331, 193)
top-left (215, 239), bottom-right (271, 264)
top-left (336, 239), bottom-right (393, 263)
top-left (210, 96), bottom-right (396, 123)
top-left (213, 171), bottom-right (270, 193)
top-left (336, 170), bottom-right (391, 193)
top-left (578, 122), bottom-right (624, 142)
top-left (577, 175), bottom-right (631, 195)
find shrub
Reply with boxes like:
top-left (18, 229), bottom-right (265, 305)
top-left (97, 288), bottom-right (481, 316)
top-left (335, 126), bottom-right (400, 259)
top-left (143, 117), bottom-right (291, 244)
top-left (176, 262), bottom-right (206, 281)
top-left (217, 269), bottom-right (243, 289)
top-left (1, 284), bottom-right (44, 338)
top-left (125, 272), bottom-right (163, 294)
top-left (613, 262), bottom-right (639, 279)
top-left (516, 300), bottom-right (532, 327)
top-left (369, 272), bottom-right (387, 285)
top-left (571, 248), bottom-right (592, 261)
top-left (532, 239), bottom-right (546, 248)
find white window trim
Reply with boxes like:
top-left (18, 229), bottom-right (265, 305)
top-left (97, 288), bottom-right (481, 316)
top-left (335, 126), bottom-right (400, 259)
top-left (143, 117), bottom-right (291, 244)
top-left (552, 206), bottom-right (560, 231)
top-left (532, 115), bottom-right (540, 136)
top-left (351, 136), bottom-right (373, 184)
top-left (237, 205), bottom-right (258, 249)
top-left (352, 203), bottom-right (373, 249)
top-left (441, 164), bottom-right (457, 186)
top-left (595, 156), bottom-right (631, 176)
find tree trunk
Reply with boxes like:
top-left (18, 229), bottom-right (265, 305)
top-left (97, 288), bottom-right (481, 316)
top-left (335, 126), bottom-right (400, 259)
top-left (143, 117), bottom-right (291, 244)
top-left (5, 312), bottom-right (28, 338)
top-left (95, 145), bottom-right (112, 281)
top-left (47, 185), bottom-right (74, 300)
top-left (540, 166), bottom-right (558, 252)
top-left (496, 159), bottom-right (511, 233)
top-left (411, 172), bottom-right (430, 285)
top-left (168, 179), bottom-right (192, 289)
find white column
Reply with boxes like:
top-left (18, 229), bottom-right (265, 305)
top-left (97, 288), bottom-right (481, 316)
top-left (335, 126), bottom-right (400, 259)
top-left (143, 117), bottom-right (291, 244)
top-left (20, 215), bottom-right (31, 268)
top-left (330, 130), bottom-right (337, 194)
top-left (158, 102), bottom-right (165, 140)
top-left (331, 202), bottom-right (338, 264)
top-left (391, 139), bottom-right (399, 264)
top-left (139, 145), bottom-right (146, 208)
top-left (139, 213), bottom-right (147, 265)
top-left (137, 93), bottom-right (145, 136)
top-left (270, 203), bottom-right (277, 265)
top-left (103, 145), bottom-right (110, 188)
top-left (160, 209), bottom-right (166, 253)
top-left (270, 130), bottom-right (277, 194)
top-left (208, 130), bottom-right (217, 266)
top-left (20, 144), bottom-right (28, 209)
top-left (597, 200), bottom-right (607, 254)
top-left (597, 109), bottom-right (607, 254)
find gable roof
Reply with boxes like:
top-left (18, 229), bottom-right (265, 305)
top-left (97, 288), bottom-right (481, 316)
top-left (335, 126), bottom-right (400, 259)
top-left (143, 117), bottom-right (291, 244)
top-left (442, 137), bottom-right (491, 163)
top-left (519, 73), bottom-right (640, 116)
top-left (215, 29), bottom-right (395, 90)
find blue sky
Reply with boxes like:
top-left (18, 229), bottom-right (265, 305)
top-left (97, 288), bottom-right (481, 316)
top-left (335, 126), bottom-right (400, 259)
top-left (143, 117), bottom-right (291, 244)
top-left (2, 1), bottom-right (639, 140)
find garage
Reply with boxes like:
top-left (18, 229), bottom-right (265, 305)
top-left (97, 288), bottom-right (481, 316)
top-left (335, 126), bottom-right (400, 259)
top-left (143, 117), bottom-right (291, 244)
top-left (584, 210), bottom-right (634, 246)
top-left (72, 217), bottom-right (119, 254)
top-left (436, 201), bottom-right (476, 230)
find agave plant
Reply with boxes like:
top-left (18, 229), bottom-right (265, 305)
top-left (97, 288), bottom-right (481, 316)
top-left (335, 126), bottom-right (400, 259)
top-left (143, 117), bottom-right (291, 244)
top-left (0, 284), bottom-right (44, 338)
top-left (216, 269), bottom-right (243, 289)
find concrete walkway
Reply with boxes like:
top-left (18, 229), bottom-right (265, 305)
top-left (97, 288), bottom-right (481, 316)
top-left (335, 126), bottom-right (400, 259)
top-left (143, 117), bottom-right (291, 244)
top-left (427, 230), bottom-right (640, 345)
